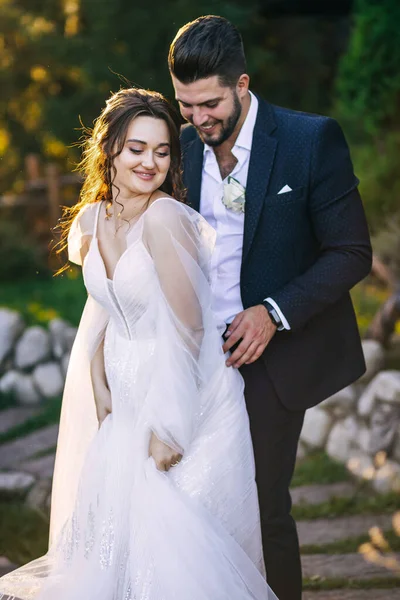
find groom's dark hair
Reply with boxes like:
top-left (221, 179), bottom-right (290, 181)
top-left (168, 15), bottom-right (247, 87)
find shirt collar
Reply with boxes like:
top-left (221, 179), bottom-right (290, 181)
top-left (203, 90), bottom-right (258, 157)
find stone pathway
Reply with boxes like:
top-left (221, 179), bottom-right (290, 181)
top-left (302, 553), bottom-right (400, 579)
top-left (0, 424), bottom-right (58, 468)
top-left (19, 454), bottom-right (55, 479)
top-left (303, 591), bottom-right (400, 599)
top-left (298, 513), bottom-right (394, 546)
top-left (0, 406), bottom-right (41, 435)
top-left (292, 482), bottom-right (357, 506)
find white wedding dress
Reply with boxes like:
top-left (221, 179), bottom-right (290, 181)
top-left (0, 198), bottom-right (277, 600)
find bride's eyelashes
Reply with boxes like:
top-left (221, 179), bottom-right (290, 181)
top-left (129, 148), bottom-right (170, 158)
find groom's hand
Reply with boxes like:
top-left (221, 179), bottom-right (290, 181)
top-left (223, 305), bottom-right (276, 368)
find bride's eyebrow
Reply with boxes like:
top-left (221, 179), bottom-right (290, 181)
top-left (126, 139), bottom-right (170, 148)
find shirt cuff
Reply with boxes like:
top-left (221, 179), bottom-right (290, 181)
top-left (264, 297), bottom-right (291, 331)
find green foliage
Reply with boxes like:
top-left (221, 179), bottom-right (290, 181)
top-left (335, 0), bottom-right (400, 137)
top-left (292, 451), bottom-right (350, 488)
top-left (0, 502), bottom-right (49, 565)
top-left (0, 269), bottom-right (86, 326)
top-left (0, 218), bottom-right (50, 282)
top-left (372, 213), bottom-right (400, 278)
top-left (335, 0), bottom-right (400, 228)
top-left (293, 490), bottom-right (400, 521)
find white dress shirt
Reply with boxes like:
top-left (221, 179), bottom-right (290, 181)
top-left (200, 91), bottom-right (290, 331)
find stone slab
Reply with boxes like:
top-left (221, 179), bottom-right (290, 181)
top-left (302, 553), bottom-right (400, 579)
top-left (299, 513), bottom-right (394, 546)
top-left (0, 407), bottom-right (41, 435)
top-left (291, 482), bottom-right (357, 507)
top-left (19, 454), bottom-right (55, 479)
top-left (0, 425), bottom-right (58, 468)
top-left (303, 591), bottom-right (400, 600)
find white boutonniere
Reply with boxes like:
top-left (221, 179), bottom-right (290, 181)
top-left (222, 176), bottom-right (246, 213)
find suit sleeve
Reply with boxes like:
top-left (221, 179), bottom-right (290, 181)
top-left (271, 117), bottom-right (372, 331)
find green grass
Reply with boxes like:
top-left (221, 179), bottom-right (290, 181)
top-left (0, 398), bottom-right (61, 445)
top-left (0, 269), bottom-right (86, 327)
top-left (0, 502), bottom-right (49, 565)
top-left (293, 490), bottom-right (400, 521)
top-left (303, 576), bottom-right (400, 590)
top-left (301, 529), bottom-right (400, 555)
top-left (292, 451), bottom-right (350, 488)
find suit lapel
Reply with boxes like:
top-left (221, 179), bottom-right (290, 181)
top-left (242, 99), bottom-right (277, 264)
top-left (182, 136), bottom-right (204, 212)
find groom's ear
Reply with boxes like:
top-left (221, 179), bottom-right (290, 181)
top-left (236, 74), bottom-right (250, 99)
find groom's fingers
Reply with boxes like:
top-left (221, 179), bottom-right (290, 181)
top-left (231, 340), bottom-right (260, 368)
top-left (226, 335), bottom-right (251, 367)
top-left (222, 314), bottom-right (246, 353)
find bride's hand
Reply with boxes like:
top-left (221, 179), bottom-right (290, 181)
top-left (149, 432), bottom-right (182, 471)
top-left (94, 384), bottom-right (112, 427)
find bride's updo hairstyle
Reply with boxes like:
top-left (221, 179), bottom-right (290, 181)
top-left (57, 88), bottom-right (184, 263)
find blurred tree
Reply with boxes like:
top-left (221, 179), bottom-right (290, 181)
top-left (334, 0), bottom-right (400, 229)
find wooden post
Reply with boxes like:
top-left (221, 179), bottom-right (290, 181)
top-left (45, 163), bottom-right (61, 226)
top-left (25, 154), bottom-right (41, 183)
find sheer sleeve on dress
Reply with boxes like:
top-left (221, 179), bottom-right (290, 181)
top-left (68, 203), bottom-right (97, 265)
top-left (141, 198), bottom-right (217, 454)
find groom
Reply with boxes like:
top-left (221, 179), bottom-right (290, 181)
top-left (169, 15), bottom-right (372, 599)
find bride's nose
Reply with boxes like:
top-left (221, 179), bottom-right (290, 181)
top-left (141, 151), bottom-right (156, 169)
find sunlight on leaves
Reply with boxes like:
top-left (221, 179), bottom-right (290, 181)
top-left (0, 128), bottom-right (10, 155)
top-left (43, 134), bottom-right (68, 159)
top-left (30, 65), bottom-right (48, 83)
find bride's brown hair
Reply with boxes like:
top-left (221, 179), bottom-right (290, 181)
top-left (56, 88), bottom-right (185, 266)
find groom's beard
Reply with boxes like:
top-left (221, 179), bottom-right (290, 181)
top-left (192, 92), bottom-right (242, 147)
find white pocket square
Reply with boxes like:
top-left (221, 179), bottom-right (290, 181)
top-left (278, 185), bottom-right (293, 194)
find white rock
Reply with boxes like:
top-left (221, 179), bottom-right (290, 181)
top-left (358, 425), bottom-right (372, 454)
top-left (296, 441), bottom-right (308, 461)
top-left (358, 371), bottom-right (400, 417)
top-left (369, 403), bottom-right (399, 455)
top-left (49, 318), bottom-right (69, 358)
top-left (347, 450), bottom-right (375, 481)
top-left (13, 373), bottom-right (42, 405)
top-left (393, 424), bottom-right (400, 463)
top-left (326, 416), bottom-right (359, 462)
top-left (0, 309), bottom-right (24, 366)
top-left (0, 471), bottom-right (35, 496)
top-left (0, 370), bottom-right (18, 394)
top-left (33, 362), bottom-right (64, 398)
top-left (300, 406), bottom-right (333, 449)
top-left (49, 319), bottom-right (77, 359)
top-left (14, 326), bottom-right (51, 369)
top-left (319, 385), bottom-right (357, 417)
top-left (373, 459), bottom-right (400, 494)
top-left (61, 352), bottom-right (71, 377)
top-left (359, 339), bottom-right (385, 384)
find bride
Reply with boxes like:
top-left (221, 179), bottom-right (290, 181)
top-left (0, 88), bottom-right (277, 600)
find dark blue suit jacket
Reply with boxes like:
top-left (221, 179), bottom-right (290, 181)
top-left (181, 96), bottom-right (372, 409)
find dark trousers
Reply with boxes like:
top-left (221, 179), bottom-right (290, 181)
top-left (239, 358), bottom-right (305, 600)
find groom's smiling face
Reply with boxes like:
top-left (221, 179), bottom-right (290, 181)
top-left (172, 74), bottom-right (247, 147)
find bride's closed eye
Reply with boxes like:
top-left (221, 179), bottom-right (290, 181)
top-left (129, 148), bottom-right (169, 158)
